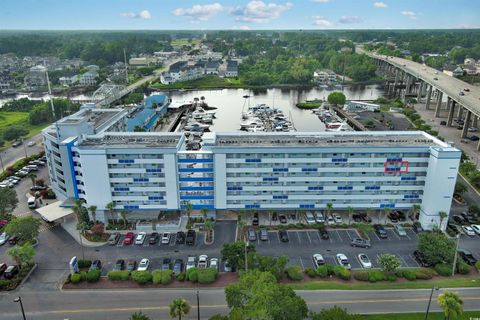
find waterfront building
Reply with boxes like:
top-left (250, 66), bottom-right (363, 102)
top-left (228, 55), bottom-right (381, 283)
top-left (344, 101), bottom-right (380, 113)
top-left (225, 60), bottom-right (239, 78)
top-left (42, 106), bottom-right (461, 230)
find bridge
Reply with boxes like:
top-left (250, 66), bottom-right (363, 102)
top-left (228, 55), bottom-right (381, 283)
top-left (361, 48), bottom-right (480, 150)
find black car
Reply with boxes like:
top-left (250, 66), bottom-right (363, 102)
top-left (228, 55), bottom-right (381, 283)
top-left (30, 185), bottom-right (47, 191)
top-left (12, 141), bottom-right (22, 148)
top-left (279, 230), bottom-right (289, 242)
top-left (89, 260), bottom-right (102, 271)
top-left (279, 215), bottom-right (287, 224)
top-left (176, 231), bottom-right (186, 244)
top-left (352, 214), bottom-right (362, 223)
top-left (470, 135), bottom-right (480, 141)
top-left (413, 250), bottom-right (431, 267)
top-left (272, 212), bottom-right (278, 221)
top-left (4, 265), bottom-right (19, 279)
top-left (412, 222), bottom-right (424, 233)
top-left (8, 236), bottom-right (18, 245)
top-left (252, 213), bottom-right (259, 226)
top-left (350, 238), bottom-right (371, 248)
top-left (453, 215), bottom-right (465, 224)
top-left (173, 259), bottom-right (184, 275)
top-left (318, 227), bottom-right (329, 240)
top-left (396, 210), bottom-right (406, 222)
top-left (388, 212), bottom-right (398, 223)
top-left (458, 249), bottom-right (478, 266)
top-left (149, 232), bottom-right (159, 245)
top-left (113, 259), bottom-right (125, 270)
top-left (374, 224), bottom-right (388, 239)
top-left (0, 263), bottom-right (7, 276)
top-left (440, 121), bottom-right (447, 125)
top-left (162, 258), bottom-right (172, 270)
top-left (459, 212), bottom-right (470, 223)
top-left (186, 230), bottom-right (196, 245)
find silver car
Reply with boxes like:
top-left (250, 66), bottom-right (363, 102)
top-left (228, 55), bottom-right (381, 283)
top-left (394, 224), bottom-right (407, 236)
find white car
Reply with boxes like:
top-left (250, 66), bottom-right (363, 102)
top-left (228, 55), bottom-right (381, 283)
top-left (358, 253), bottom-right (372, 269)
top-left (327, 215), bottom-right (336, 225)
top-left (135, 232), bottom-right (146, 245)
top-left (312, 254), bottom-right (325, 269)
top-left (137, 258), bottom-right (150, 271)
top-left (333, 214), bottom-right (343, 224)
top-left (0, 232), bottom-right (9, 245)
top-left (198, 255), bottom-right (208, 268)
top-left (315, 212), bottom-right (325, 224)
top-left (471, 225), bottom-right (480, 235)
top-left (462, 226), bottom-right (476, 236)
top-left (186, 256), bottom-right (196, 270)
top-left (27, 141), bottom-right (36, 147)
top-left (394, 224), bottom-right (407, 236)
top-left (209, 258), bottom-right (219, 270)
top-left (336, 253), bottom-right (351, 270)
top-left (305, 212), bottom-right (316, 225)
top-left (161, 232), bottom-right (171, 244)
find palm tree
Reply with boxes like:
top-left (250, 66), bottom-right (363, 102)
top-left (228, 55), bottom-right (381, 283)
top-left (366, 207), bottom-right (373, 222)
top-left (438, 290), bottom-right (463, 320)
top-left (27, 172), bottom-right (37, 187)
top-left (238, 219), bottom-right (246, 240)
top-left (204, 219), bottom-right (215, 242)
top-left (438, 211), bottom-right (448, 229)
top-left (88, 205), bottom-right (97, 224)
top-left (120, 210), bottom-right (128, 229)
top-left (169, 298), bottom-right (191, 320)
top-left (106, 202), bottom-right (115, 222)
top-left (184, 201), bottom-right (193, 221)
top-left (383, 208), bottom-right (392, 224)
top-left (130, 312), bottom-right (150, 320)
top-left (200, 208), bottom-right (208, 221)
top-left (72, 199), bottom-right (85, 221)
top-left (347, 206), bottom-right (354, 224)
top-left (411, 204), bottom-right (421, 223)
top-left (326, 202), bottom-right (333, 219)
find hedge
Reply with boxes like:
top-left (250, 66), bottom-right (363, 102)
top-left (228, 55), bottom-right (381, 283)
top-left (187, 267), bottom-right (198, 283)
top-left (197, 268), bottom-right (218, 284)
top-left (131, 271), bottom-right (152, 284)
top-left (177, 272), bottom-right (186, 282)
top-left (152, 270), bottom-right (174, 285)
top-left (457, 261), bottom-right (471, 275)
top-left (107, 270), bottom-right (130, 281)
top-left (316, 265), bottom-right (329, 278)
top-left (86, 269), bottom-right (101, 283)
top-left (286, 266), bottom-right (304, 281)
top-left (353, 270), bottom-right (369, 281)
top-left (367, 270), bottom-right (386, 282)
top-left (70, 273), bottom-right (82, 283)
top-left (333, 265), bottom-right (351, 280)
top-left (78, 259), bottom-right (92, 269)
top-left (435, 263), bottom-right (453, 276)
top-left (476, 261), bottom-right (480, 272)
top-left (400, 269), bottom-right (417, 281)
top-left (304, 267), bottom-right (316, 278)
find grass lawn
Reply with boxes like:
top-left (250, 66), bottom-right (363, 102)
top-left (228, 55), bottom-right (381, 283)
top-left (360, 311), bottom-right (479, 320)
top-left (153, 75), bottom-right (244, 89)
top-left (171, 38), bottom-right (201, 47)
top-left (289, 276), bottom-right (480, 290)
top-left (0, 111), bottom-right (49, 150)
top-left (296, 102), bottom-right (322, 109)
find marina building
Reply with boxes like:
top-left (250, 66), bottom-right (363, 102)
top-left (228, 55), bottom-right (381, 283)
top-left (42, 106), bottom-right (461, 230)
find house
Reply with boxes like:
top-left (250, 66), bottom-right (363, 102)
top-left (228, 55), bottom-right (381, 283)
top-left (129, 57), bottom-right (158, 66)
top-left (59, 75), bottom-right (78, 87)
top-left (443, 64), bottom-right (464, 77)
top-left (314, 69), bottom-right (337, 84)
top-left (24, 65), bottom-right (48, 90)
top-left (205, 61), bottom-right (219, 75)
top-left (225, 60), bottom-right (238, 78)
top-left (78, 71), bottom-right (98, 86)
top-left (160, 61), bottom-right (204, 84)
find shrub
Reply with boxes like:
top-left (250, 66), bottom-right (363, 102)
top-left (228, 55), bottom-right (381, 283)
top-left (176, 272), bottom-right (186, 282)
top-left (367, 270), bottom-right (385, 282)
top-left (304, 267), bottom-right (316, 278)
top-left (384, 273), bottom-right (397, 282)
top-left (187, 267), bottom-right (198, 283)
top-left (476, 261), bottom-right (480, 272)
top-left (80, 271), bottom-right (87, 281)
top-left (107, 270), bottom-right (130, 281)
top-left (402, 269), bottom-right (417, 281)
top-left (353, 270), bottom-right (369, 281)
top-left (70, 273), bottom-right (82, 283)
top-left (286, 266), bottom-right (304, 281)
top-left (333, 266), bottom-right (351, 280)
top-left (131, 271), bottom-right (152, 284)
top-left (415, 268), bottom-right (434, 280)
top-left (457, 261), bottom-right (471, 275)
top-left (326, 263), bottom-right (335, 276)
top-left (316, 265), bottom-right (329, 278)
top-left (152, 270), bottom-right (174, 285)
top-left (197, 268), bottom-right (218, 284)
top-left (435, 263), bottom-right (452, 276)
top-left (78, 259), bottom-right (92, 269)
top-left (86, 269), bottom-right (101, 283)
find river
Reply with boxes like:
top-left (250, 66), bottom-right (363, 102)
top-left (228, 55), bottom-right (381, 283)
top-left (167, 85), bottom-right (384, 132)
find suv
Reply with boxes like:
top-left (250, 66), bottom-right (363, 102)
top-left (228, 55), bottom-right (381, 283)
top-left (149, 232), bottom-right (159, 245)
top-left (4, 265), bottom-right (19, 279)
top-left (305, 212), bottom-right (316, 225)
top-left (186, 256), bottom-right (196, 270)
top-left (247, 228), bottom-right (257, 241)
top-left (252, 213), bottom-right (259, 226)
top-left (108, 233), bottom-right (120, 245)
top-left (458, 249), bottom-right (478, 266)
top-left (315, 212), bottom-right (325, 224)
top-left (176, 231), bottom-right (186, 244)
top-left (198, 255), bottom-right (208, 268)
top-left (186, 230), bottom-right (196, 245)
top-left (374, 225), bottom-right (388, 239)
top-left (89, 260), bottom-right (102, 270)
top-left (259, 228), bottom-right (269, 241)
top-left (113, 259), bottom-right (125, 270)
top-left (350, 238), bottom-right (371, 248)
top-left (413, 222), bottom-right (424, 233)
top-left (318, 227), bottom-right (329, 240)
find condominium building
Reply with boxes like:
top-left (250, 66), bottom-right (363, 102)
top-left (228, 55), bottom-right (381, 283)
top-left (42, 106), bottom-right (461, 230)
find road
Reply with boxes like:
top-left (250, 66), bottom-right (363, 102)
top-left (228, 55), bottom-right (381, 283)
top-left (358, 46), bottom-right (480, 116)
top-left (0, 133), bottom-right (43, 171)
top-left (1, 287), bottom-right (479, 319)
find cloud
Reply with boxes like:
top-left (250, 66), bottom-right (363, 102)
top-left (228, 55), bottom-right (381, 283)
top-left (232, 25), bottom-right (252, 30)
top-left (121, 10), bottom-right (151, 20)
top-left (312, 16), bottom-right (332, 27)
top-left (173, 3), bottom-right (223, 22)
top-left (312, 0), bottom-right (330, 2)
top-left (401, 11), bottom-right (417, 19)
top-left (338, 16), bottom-right (363, 24)
top-left (373, 2), bottom-right (387, 8)
top-left (230, 1), bottom-right (293, 23)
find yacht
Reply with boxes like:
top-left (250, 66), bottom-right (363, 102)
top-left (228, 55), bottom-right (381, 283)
top-left (326, 122), bottom-right (352, 132)
top-left (185, 121), bottom-right (210, 132)
top-left (240, 118), bottom-right (263, 131)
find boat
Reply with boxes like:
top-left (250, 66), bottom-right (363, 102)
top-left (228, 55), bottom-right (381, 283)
top-left (240, 118), bottom-right (263, 131)
top-left (184, 121), bottom-right (210, 132)
top-left (325, 122), bottom-right (352, 132)
top-left (200, 114), bottom-right (213, 124)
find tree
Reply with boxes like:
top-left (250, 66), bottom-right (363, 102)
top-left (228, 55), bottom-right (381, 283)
top-left (438, 291), bottom-right (463, 320)
top-left (377, 253), bottom-right (401, 273)
top-left (27, 172), bottom-right (37, 187)
top-left (221, 241), bottom-right (256, 271)
top-left (8, 242), bottom-right (36, 267)
top-left (169, 298), bottom-right (191, 320)
top-left (0, 187), bottom-right (18, 216)
top-left (106, 202), bottom-right (115, 222)
top-left (200, 208), bottom-right (209, 220)
top-left (184, 201), bottom-right (193, 220)
top-left (410, 204), bottom-right (421, 223)
top-left (438, 211), bottom-right (448, 229)
top-left (326, 202), bottom-right (333, 218)
top-left (72, 199), bottom-right (85, 221)
top-left (418, 231), bottom-right (456, 266)
top-left (237, 219), bottom-right (246, 239)
top-left (4, 216), bottom-right (40, 243)
top-left (382, 207), bottom-right (392, 224)
top-left (130, 312), bottom-right (150, 320)
top-left (327, 91), bottom-right (346, 106)
top-left (454, 181), bottom-right (467, 195)
top-left (310, 306), bottom-right (361, 320)
top-left (120, 210), bottom-right (128, 228)
top-left (88, 205), bottom-right (97, 223)
top-left (225, 270), bottom-right (308, 320)
top-left (347, 206), bottom-right (354, 224)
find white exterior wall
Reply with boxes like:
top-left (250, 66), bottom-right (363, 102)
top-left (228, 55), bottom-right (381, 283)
top-left (214, 153), bottom-right (227, 209)
top-left (164, 153), bottom-right (179, 209)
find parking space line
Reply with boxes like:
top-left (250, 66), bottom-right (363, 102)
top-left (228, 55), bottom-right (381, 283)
top-left (397, 254), bottom-right (408, 267)
top-left (391, 229), bottom-right (400, 240)
top-left (355, 254), bottom-right (363, 269)
top-left (335, 230), bottom-right (343, 242)
top-left (409, 254), bottom-right (420, 267)
top-left (296, 231), bottom-right (301, 243)
top-left (371, 231), bottom-right (380, 241)
top-left (299, 257), bottom-right (305, 270)
top-left (345, 230), bottom-right (353, 240)
top-left (143, 242), bottom-right (149, 247)
top-left (276, 232), bottom-right (281, 243)
top-left (404, 232), bottom-right (411, 240)
top-left (313, 231), bottom-right (321, 242)
top-left (305, 231), bottom-right (312, 244)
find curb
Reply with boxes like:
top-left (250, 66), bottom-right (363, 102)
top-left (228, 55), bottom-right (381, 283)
top-left (8, 263), bottom-right (38, 292)
top-left (204, 230), bottom-right (215, 246)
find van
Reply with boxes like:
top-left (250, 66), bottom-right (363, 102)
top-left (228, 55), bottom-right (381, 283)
top-left (305, 211), bottom-right (316, 225)
top-left (27, 197), bottom-right (37, 209)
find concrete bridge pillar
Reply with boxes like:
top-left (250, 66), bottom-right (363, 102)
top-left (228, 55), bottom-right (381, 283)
top-left (457, 106), bottom-right (464, 121)
top-left (462, 110), bottom-right (472, 138)
top-left (473, 116), bottom-right (478, 128)
top-left (434, 91), bottom-right (443, 118)
top-left (425, 85), bottom-right (433, 110)
top-left (447, 99), bottom-right (455, 127)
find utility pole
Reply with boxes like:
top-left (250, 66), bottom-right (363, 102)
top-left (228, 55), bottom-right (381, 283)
top-left (424, 286), bottom-right (439, 320)
top-left (45, 70), bottom-right (56, 119)
top-left (124, 48), bottom-right (129, 83)
top-left (244, 236), bottom-right (248, 271)
top-left (196, 290), bottom-right (200, 320)
top-left (14, 296), bottom-right (27, 320)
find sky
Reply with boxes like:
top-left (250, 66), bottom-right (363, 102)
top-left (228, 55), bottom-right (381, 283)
top-left (1, 0), bottom-right (479, 30)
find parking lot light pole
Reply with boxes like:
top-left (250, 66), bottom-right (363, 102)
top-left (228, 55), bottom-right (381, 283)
top-left (244, 236), bottom-right (248, 271)
top-left (424, 286), bottom-right (439, 320)
top-left (14, 296), bottom-right (27, 320)
top-left (196, 290), bottom-right (200, 320)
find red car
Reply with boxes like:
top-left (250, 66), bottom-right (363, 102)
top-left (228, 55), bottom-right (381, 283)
top-left (0, 220), bottom-right (8, 228)
top-left (123, 232), bottom-right (135, 245)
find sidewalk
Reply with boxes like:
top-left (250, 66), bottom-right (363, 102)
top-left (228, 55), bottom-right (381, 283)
top-left (61, 216), bottom-right (106, 247)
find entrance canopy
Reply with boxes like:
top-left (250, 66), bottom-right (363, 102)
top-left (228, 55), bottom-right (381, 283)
top-left (36, 201), bottom-right (74, 223)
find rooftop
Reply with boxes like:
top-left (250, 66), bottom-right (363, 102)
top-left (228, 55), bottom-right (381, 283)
top-left (57, 108), bottom-right (123, 129)
top-left (78, 132), bottom-right (182, 148)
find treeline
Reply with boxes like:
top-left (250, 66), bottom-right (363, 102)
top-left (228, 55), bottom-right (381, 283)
top-left (2, 98), bottom-right (80, 125)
